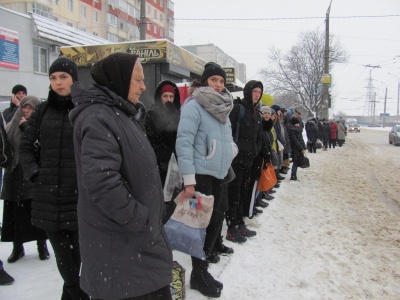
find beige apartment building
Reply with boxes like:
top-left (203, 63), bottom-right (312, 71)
top-left (0, 0), bottom-right (175, 43)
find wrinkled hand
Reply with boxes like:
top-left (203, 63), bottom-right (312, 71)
top-left (182, 185), bottom-right (195, 199)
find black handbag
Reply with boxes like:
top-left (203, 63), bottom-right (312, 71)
top-left (297, 153), bottom-right (310, 168)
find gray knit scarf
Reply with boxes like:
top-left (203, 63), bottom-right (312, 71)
top-left (192, 86), bottom-right (233, 123)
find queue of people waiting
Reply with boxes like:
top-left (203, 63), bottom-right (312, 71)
top-left (0, 56), bottom-right (332, 299)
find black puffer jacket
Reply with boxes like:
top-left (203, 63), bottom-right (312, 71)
top-left (305, 120), bottom-right (319, 143)
top-left (230, 80), bottom-right (263, 166)
top-left (144, 80), bottom-right (181, 184)
top-left (69, 82), bottom-right (172, 300)
top-left (20, 90), bottom-right (78, 232)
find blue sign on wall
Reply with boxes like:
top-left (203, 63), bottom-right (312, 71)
top-left (0, 26), bottom-right (19, 70)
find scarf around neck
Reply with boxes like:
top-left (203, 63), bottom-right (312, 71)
top-left (192, 86), bottom-right (233, 123)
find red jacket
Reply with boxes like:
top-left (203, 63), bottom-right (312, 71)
top-left (330, 123), bottom-right (338, 139)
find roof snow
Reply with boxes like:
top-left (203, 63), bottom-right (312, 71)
top-left (31, 13), bottom-right (111, 46)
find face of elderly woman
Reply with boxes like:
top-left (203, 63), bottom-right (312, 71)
top-left (127, 61), bottom-right (146, 104)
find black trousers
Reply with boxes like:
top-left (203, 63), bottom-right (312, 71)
top-left (46, 229), bottom-right (88, 299)
top-left (193, 174), bottom-right (224, 257)
top-left (226, 164), bottom-right (251, 228)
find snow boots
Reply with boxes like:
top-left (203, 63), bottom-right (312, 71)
top-left (7, 243), bottom-right (25, 263)
top-left (37, 240), bottom-right (50, 261)
top-left (190, 257), bottom-right (222, 298)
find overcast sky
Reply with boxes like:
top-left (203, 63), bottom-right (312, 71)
top-left (172, 0), bottom-right (400, 117)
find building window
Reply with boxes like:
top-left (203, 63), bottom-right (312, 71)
top-left (147, 23), bottom-right (150, 30)
top-left (154, 0), bottom-right (157, 3)
top-left (154, 10), bottom-right (157, 19)
top-left (147, 5), bottom-right (150, 14)
top-left (67, 0), bottom-right (74, 11)
top-left (160, 28), bottom-right (163, 37)
top-left (93, 32), bottom-right (98, 36)
top-left (80, 27), bottom-right (86, 32)
top-left (153, 24), bottom-right (157, 34)
top-left (94, 11), bottom-right (98, 23)
top-left (32, 3), bottom-right (53, 19)
top-left (33, 45), bottom-right (48, 74)
top-left (160, 14), bottom-right (162, 22)
top-left (81, 5), bottom-right (86, 17)
top-left (160, 0), bottom-right (163, 8)
top-left (67, 22), bottom-right (73, 27)
top-left (107, 33), bottom-right (119, 42)
top-left (107, 13), bottom-right (118, 27)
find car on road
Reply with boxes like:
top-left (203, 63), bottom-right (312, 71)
top-left (348, 124), bottom-right (361, 133)
top-left (389, 125), bottom-right (400, 146)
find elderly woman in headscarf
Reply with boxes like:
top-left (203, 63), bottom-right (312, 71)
top-left (70, 52), bottom-right (172, 300)
top-left (1, 96), bottom-right (49, 264)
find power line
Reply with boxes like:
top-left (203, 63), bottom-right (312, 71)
top-left (176, 15), bottom-right (400, 21)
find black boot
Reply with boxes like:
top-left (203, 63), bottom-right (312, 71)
top-left (190, 257), bottom-right (222, 297)
top-left (64, 281), bottom-right (90, 300)
top-left (214, 235), bottom-right (234, 256)
top-left (7, 243), bottom-right (25, 263)
top-left (275, 170), bottom-right (285, 181)
top-left (37, 240), bottom-right (50, 261)
top-left (290, 175), bottom-right (298, 181)
top-left (206, 250), bottom-right (220, 264)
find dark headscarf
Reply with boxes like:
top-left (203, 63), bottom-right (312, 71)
top-left (91, 52), bottom-right (139, 100)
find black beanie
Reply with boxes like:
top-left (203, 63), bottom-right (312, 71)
top-left (49, 57), bottom-right (78, 82)
top-left (291, 117), bottom-right (300, 125)
top-left (12, 84), bottom-right (27, 95)
top-left (91, 52), bottom-right (139, 100)
top-left (200, 62), bottom-right (226, 83)
top-left (271, 104), bottom-right (281, 112)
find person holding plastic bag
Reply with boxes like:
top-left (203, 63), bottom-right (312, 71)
top-left (176, 62), bottom-right (237, 298)
top-left (145, 80), bottom-right (181, 186)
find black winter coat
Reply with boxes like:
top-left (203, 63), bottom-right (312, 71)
top-left (69, 83), bottom-right (172, 300)
top-left (144, 80), bottom-right (180, 184)
top-left (2, 101), bottom-right (18, 123)
top-left (230, 80), bottom-right (263, 166)
top-left (288, 124), bottom-right (306, 162)
top-left (305, 120), bottom-right (319, 144)
top-left (20, 91), bottom-right (78, 232)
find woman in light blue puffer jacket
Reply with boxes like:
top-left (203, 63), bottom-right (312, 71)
top-left (176, 62), bottom-right (237, 298)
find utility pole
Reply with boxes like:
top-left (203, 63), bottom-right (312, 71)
top-left (321, 0), bottom-right (332, 120)
top-left (140, 0), bottom-right (146, 40)
top-left (383, 87), bottom-right (387, 128)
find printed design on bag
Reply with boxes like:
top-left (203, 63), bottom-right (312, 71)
top-left (178, 197), bottom-right (202, 219)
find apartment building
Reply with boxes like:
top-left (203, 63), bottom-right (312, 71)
top-left (0, 0), bottom-right (175, 43)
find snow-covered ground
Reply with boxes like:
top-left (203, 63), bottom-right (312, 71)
top-left (1, 127), bottom-right (399, 300)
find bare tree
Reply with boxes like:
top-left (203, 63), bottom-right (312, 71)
top-left (260, 30), bottom-right (348, 117)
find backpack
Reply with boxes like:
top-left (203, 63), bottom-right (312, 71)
top-left (0, 117), bottom-right (13, 168)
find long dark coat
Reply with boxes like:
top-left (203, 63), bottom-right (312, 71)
top-left (288, 124), bottom-right (306, 162)
top-left (144, 80), bottom-right (181, 185)
top-left (69, 82), bottom-right (172, 300)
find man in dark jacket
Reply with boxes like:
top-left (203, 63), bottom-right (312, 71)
top-left (226, 80), bottom-right (264, 243)
top-left (3, 84), bottom-right (27, 123)
top-left (70, 52), bottom-right (172, 300)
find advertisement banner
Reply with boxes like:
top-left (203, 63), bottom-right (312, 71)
top-left (0, 26), bottom-right (19, 70)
